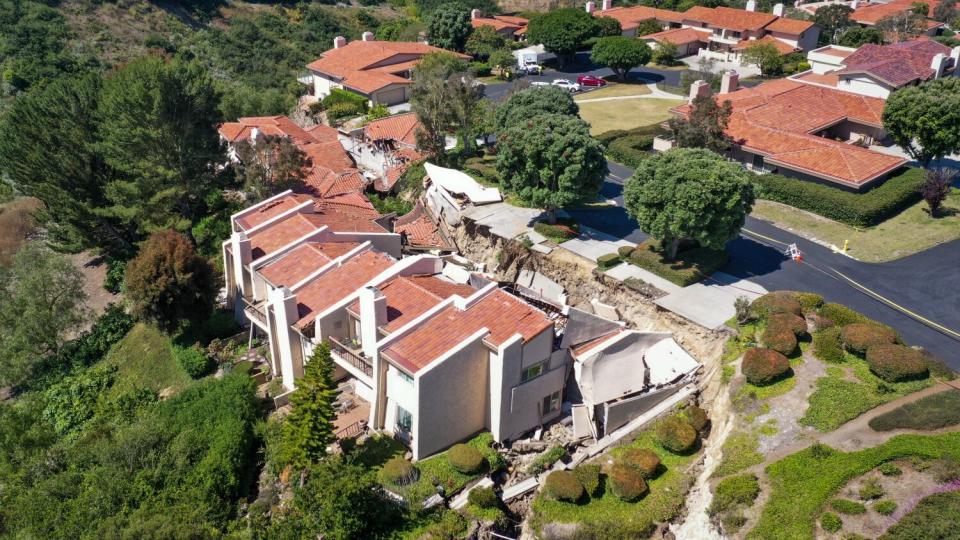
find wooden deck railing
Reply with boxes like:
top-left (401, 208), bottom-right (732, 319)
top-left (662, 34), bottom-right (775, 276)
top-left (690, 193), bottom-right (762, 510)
top-left (242, 298), bottom-right (267, 325)
top-left (329, 337), bottom-right (373, 377)
top-left (336, 419), bottom-right (367, 440)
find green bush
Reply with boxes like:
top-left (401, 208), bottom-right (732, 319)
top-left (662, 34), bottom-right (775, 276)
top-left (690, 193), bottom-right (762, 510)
top-left (597, 123), bottom-right (666, 146)
top-left (751, 291), bottom-right (803, 320)
top-left (842, 323), bottom-right (897, 354)
top-left (820, 511), bottom-right (842, 532)
top-left (606, 135), bottom-right (654, 168)
top-left (468, 486), bottom-right (499, 508)
top-left (470, 61), bottom-right (491, 77)
top-left (448, 444), bottom-right (485, 474)
top-left (573, 464), bottom-right (602, 497)
top-left (656, 416), bottom-right (698, 454)
top-left (173, 345), bottom-right (213, 379)
top-left (831, 498), bottom-right (867, 515)
top-left (866, 344), bottom-right (929, 382)
top-left (606, 463), bottom-right (648, 502)
top-left (874, 499), bottom-right (897, 515)
top-left (859, 478), bottom-right (884, 500)
top-left (768, 313), bottom-right (807, 337)
top-left (794, 292), bottom-right (824, 313)
top-left (752, 167), bottom-right (924, 227)
top-left (742, 348), bottom-right (790, 385)
top-left (596, 253), bottom-right (622, 270)
top-left (321, 88), bottom-right (368, 109)
top-left (617, 245), bottom-right (634, 258)
top-left (618, 448), bottom-right (661, 478)
top-left (533, 219), bottom-right (580, 242)
top-left (527, 446), bottom-right (567, 474)
top-left (543, 470), bottom-right (584, 502)
top-left (596, 129), bottom-right (629, 145)
top-left (819, 303), bottom-right (871, 327)
top-left (380, 456), bottom-right (419, 486)
top-left (683, 405), bottom-right (709, 432)
top-left (626, 241), bottom-right (729, 287)
top-left (104, 258), bottom-right (126, 293)
top-left (878, 462), bottom-right (902, 476)
top-left (813, 327), bottom-right (845, 363)
top-left (709, 474), bottom-right (760, 516)
top-left (326, 101), bottom-right (366, 122)
top-left (761, 326), bottom-right (797, 356)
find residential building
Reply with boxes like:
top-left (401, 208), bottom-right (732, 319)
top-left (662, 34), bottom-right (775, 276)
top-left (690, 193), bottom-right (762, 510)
top-left (592, 1), bottom-right (685, 36)
top-left (343, 112), bottom-right (423, 193)
top-left (797, 40), bottom-right (960, 98)
top-left (470, 10), bottom-right (528, 40)
top-left (663, 74), bottom-right (906, 190)
top-left (305, 35), bottom-right (469, 106)
top-left (849, 0), bottom-right (945, 35)
top-left (641, 27), bottom-right (709, 57)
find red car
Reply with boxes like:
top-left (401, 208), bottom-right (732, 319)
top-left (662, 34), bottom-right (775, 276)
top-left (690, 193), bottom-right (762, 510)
top-left (577, 75), bottom-right (607, 87)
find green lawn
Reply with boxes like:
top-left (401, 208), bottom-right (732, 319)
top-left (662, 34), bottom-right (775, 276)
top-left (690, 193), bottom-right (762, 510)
top-left (750, 189), bottom-right (960, 262)
top-left (574, 82), bottom-right (651, 100)
top-left (748, 432), bottom-right (960, 539)
top-left (98, 323), bottom-right (192, 399)
top-left (869, 389), bottom-right (960, 432)
top-left (531, 428), bottom-right (697, 534)
top-left (577, 98), bottom-right (679, 135)
top-left (713, 431), bottom-right (763, 478)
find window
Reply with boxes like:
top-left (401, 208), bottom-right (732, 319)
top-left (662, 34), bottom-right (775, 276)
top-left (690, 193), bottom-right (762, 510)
top-left (396, 406), bottom-right (413, 432)
top-left (521, 362), bottom-right (545, 383)
top-left (752, 153), bottom-right (764, 171)
top-left (542, 391), bottom-right (561, 415)
top-left (397, 369), bottom-right (413, 384)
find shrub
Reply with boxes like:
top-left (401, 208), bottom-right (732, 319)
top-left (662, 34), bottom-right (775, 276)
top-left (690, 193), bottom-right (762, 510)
top-left (866, 344), bottom-right (928, 382)
top-left (606, 135), bottom-right (654, 168)
top-left (820, 511), bottom-right (842, 532)
top-left (878, 462), bottom-right (902, 476)
top-left (742, 348), bottom-right (790, 385)
top-left (596, 253), bottom-right (622, 270)
top-left (794, 292), bottom-right (824, 313)
top-left (813, 327), bottom-right (845, 363)
top-left (618, 448), bottom-right (660, 478)
top-left (709, 474), bottom-right (760, 516)
top-left (173, 345), bottom-right (213, 379)
top-left (656, 416), bottom-right (698, 454)
top-left (859, 478), bottom-right (884, 500)
top-left (380, 457), bottom-right (419, 486)
top-left (448, 444), bottom-right (485, 474)
top-left (606, 463), bottom-right (648, 502)
top-left (533, 219), bottom-right (579, 242)
top-left (809, 314), bottom-right (836, 332)
top-left (326, 101), bottom-right (366, 122)
top-left (468, 486), bottom-right (499, 508)
top-left (104, 258), bottom-right (126, 293)
top-left (819, 303), bottom-right (871, 327)
top-left (596, 129), bottom-right (630, 145)
top-left (874, 499), bottom-right (897, 515)
top-left (842, 323), bottom-right (897, 354)
top-left (683, 405), bottom-right (709, 432)
top-left (831, 498), bottom-right (867, 515)
top-left (573, 464), bottom-right (602, 497)
top-left (721, 511), bottom-right (747, 533)
top-left (527, 445), bottom-right (567, 474)
top-left (617, 245), bottom-right (634, 258)
top-left (470, 61), bottom-right (491, 77)
top-left (768, 313), bottom-right (807, 337)
top-left (626, 241), bottom-right (729, 287)
top-left (752, 167), bottom-right (924, 227)
top-left (751, 291), bottom-right (802, 320)
top-left (321, 88), bottom-right (368, 109)
top-left (543, 470), bottom-right (584, 502)
top-left (761, 325), bottom-right (798, 355)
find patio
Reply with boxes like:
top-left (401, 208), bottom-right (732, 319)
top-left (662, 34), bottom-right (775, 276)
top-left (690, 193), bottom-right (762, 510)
top-left (333, 383), bottom-right (370, 439)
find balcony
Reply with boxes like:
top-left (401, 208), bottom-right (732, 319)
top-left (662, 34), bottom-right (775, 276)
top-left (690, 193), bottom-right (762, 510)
top-left (329, 336), bottom-right (373, 378)
top-left (243, 298), bottom-right (268, 328)
top-left (708, 32), bottom-right (740, 45)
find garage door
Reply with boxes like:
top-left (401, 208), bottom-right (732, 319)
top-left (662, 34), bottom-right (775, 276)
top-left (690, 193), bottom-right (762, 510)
top-left (377, 87), bottom-right (406, 105)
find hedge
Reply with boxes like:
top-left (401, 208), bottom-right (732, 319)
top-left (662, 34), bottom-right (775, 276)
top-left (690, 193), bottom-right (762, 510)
top-left (752, 167), bottom-right (924, 227)
top-left (606, 135), bottom-right (654, 168)
top-left (381, 457), bottom-right (419, 486)
top-left (626, 241), bottom-right (729, 287)
top-left (768, 313), bottom-right (807, 337)
top-left (463, 163), bottom-right (501, 185)
top-left (809, 314), bottom-right (835, 332)
top-left (866, 344), bottom-right (929, 382)
top-left (326, 101), bottom-right (366, 122)
top-left (751, 292), bottom-right (802, 320)
top-left (596, 123), bottom-right (667, 146)
top-left (573, 464), bottom-right (602, 497)
top-left (841, 323), bottom-right (896, 354)
top-left (606, 463), bottom-right (649, 502)
top-left (468, 486), bottom-right (499, 508)
top-left (812, 327), bottom-right (844, 363)
top-left (794, 292), bottom-right (824, 313)
top-left (818, 303), bottom-right (871, 327)
top-left (448, 444), bottom-right (485, 474)
top-left (527, 445), bottom-right (567, 474)
top-left (533, 219), bottom-right (579, 242)
top-left (596, 253), bottom-right (622, 270)
top-left (618, 448), bottom-right (660, 478)
top-left (543, 470), bottom-right (584, 502)
top-left (762, 326), bottom-right (797, 356)
top-left (742, 348), bottom-right (790, 385)
top-left (656, 416), bottom-right (698, 454)
top-left (321, 88), bottom-right (368, 109)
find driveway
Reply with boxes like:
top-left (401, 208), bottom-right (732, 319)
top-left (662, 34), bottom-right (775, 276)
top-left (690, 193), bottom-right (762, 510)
top-left (571, 161), bottom-right (960, 369)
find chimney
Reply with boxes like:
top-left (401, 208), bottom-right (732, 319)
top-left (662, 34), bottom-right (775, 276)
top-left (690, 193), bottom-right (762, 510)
top-left (333, 36), bottom-right (346, 49)
top-left (471, 8), bottom-right (481, 19)
top-left (586, 1), bottom-right (596, 13)
top-left (745, 0), bottom-right (756, 11)
top-left (362, 31), bottom-right (374, 41)
top-left (689, 79), bottom-right (711, 102)
top-left (851, 0), bottom-right (859, 9)
top-left (720, 70), bottom-right (739, 94)
top-left (951, 45), bottom-right (960, 64)
top-left (250, 126), bottom-right (259, 142)
top-left (601, 0), bottom-right (612, 10)
top-left (268, 286), bottom-right (303, 391)
top-left (931, 52), bottom-right (948, 79)
top-left (359, 286), bottom-right (387, 359)
top-left (773, 3), bottom-right (785, 16)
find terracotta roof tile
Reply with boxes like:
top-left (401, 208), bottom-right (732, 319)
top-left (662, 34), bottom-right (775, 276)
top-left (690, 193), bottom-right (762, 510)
top-left (258, 241), bottom-right (361, 286)
top-left (394, 202), bottom-right (453, 250)
top-left (218, 116), bottom-right (321, 145)
top-left (364, 113), bottom-right (420, 145)
top-left (839, 40), bottom-right (951, 87)
top-left (596, 5), bottom-right (684, 29)
top-left (682, 6), bottom-right (778, 31)
top-left (304, 166), bottom-right (367, 198)
top-left (642, 27), bottom-right (710, 45)
top-left (346, 274), bottom-right (476, 333)
top-left (248, 212), bottom-right (329, 260)
top-left (471, 17), bottom-right (523, 32)
top-left (732, 35), bottom-right (798, 55)
top-left (765, 17), bottom-right (816, 35)
top-left (294, 250), bottom-right (395, 328)
top-left (308, 200), bottom-right (388, 233)
top-left (318, 191), bottom-right (380, 218)
top-left (571, 329), bottom-right (624, 357)
top-left (234, 194), bottom-right (312, 231)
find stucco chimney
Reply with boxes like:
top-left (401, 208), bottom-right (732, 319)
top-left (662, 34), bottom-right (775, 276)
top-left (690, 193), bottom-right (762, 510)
top-left (586, 1), bottom-right (596, 13)
top-left (471, 8), bottom-right (481, 19)
top-left (359, 286), bottom-right (387, 358)
top-left (250, 126), bottom-right (259, 142)
top-left (333, 36), bottom-right (347, 49)
top-left (773, 3), bottom-right (785, 16)
top-left (689, 79), bottom-right (711, 102)
top-left (720, 70), bottom-right (739, 94)
top-left (362, 31), bottom-right (374, 41)
top-left (951, 45), bottom-right (960, 64)
top-left (602, 0), bottom-right (612, 10)
top-left (851, 0), bottom-right (859, 9)
top-left (931, 52), bottom-right (948, 78)
top-left (745, 0), bottom-right (756, 11)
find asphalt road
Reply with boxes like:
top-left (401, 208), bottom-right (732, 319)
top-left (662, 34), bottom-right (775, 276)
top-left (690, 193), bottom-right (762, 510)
top-left (570, 161), bottom-right (960, 370)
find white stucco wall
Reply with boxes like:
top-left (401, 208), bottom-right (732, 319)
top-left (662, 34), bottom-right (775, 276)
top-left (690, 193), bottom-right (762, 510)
top-left (837, 75), bottom-right (892, 99)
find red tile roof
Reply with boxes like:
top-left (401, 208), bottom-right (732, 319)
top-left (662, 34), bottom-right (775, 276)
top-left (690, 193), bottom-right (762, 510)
top-left (258, 241), bottom-right (361, 286)
top-left (493, 14), bottom-right (529, 25)
top-left (642, 27), bottom-right (709, 45)
top-left (471, 17), bottom-right (523, 33)
top-left (294, 250), bottom-right (395, 328)
top-left (364, 112), bottom-right (420, 145)
top-left (309, 199), bottom-right (388, 233)
top-left (764, 17), bottom-right (816, 35)
top-left (682, 6), bottom-right (778, 31)
top-left (234, 194), bottom-right (312, 231)
top-left (596, 5), bottom-right (684, 30)
top-left (304, 166), bottom-right (367, 198)
top-left (300, 140), bottom-right (355, 175)
top-left (376, 162), bottom-right (410, 192)
top-left (382, 288), bottom-right (553, 373)
top-left (346, 274), bottom-right (475, 333)
top-left (394, 202), bottom-right (454, 250)
top-left (248, 212), bottom-right (330, 260)
top-left (838, 39), bottom-right (952, 87)
top-left (732, 35), bottom-right (798, 55)
top-left (318, 191), bottom-right (381, 218)
top-left (218, 116), bottom-right (320, 145)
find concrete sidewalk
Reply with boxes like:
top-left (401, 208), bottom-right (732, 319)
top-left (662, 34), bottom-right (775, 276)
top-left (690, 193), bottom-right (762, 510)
top-left (654, 272), bottom-right (767, 330)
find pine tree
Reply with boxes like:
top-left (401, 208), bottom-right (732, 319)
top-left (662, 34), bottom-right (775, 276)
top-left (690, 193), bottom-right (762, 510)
top-left (282, 343), bottom-right (339, 469)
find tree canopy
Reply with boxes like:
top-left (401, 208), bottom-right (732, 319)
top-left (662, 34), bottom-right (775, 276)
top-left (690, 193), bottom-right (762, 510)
top-left (279, 343), bottom-right (340, 471)
top-left (666, 94), bottom-right (733, 154)
top-left (813, 4), bottom-right (853, 45)
top-left (876, 11), bottom-right (927, 41)
top-left (465, 24), bottom-right (507, 60)
top-left (410, 52), bottom-right (482, 159)
top-left (496, 113), bottom-right (608, 221)
top-left (493, 85), bottom-right (580, 132)
top-left (525, 8), bottom-right (599, 64)
top-left (426, 3), bottom-right (473, 52)
top-left (837, 26), bottom-right (885, 47)
top-left (741, 42), bottom-right (784, 76)
top-left (651, 40), bottom-right (680, 66)
top-left (635, 18), bottom-right (664, 37)
top-left (234, 135), bottom-right (308, 201)
top-left (624, 148), bottom-right (754, 259)
top-left (595, 15), bottom-right (624, 36)
top-left (590, 36), bottom-right (652, 81)
top-left (883, 78), bottom-right (960, 166)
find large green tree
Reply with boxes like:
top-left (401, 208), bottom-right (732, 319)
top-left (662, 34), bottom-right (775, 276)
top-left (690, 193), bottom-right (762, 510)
top-left (525, 8), bottom-right (599, 66)
top-left (837, 26), bottom-right (885, 47)
top-left (234, 135), bottom-right (308, 201)
top-left (410, 52), bottom-right (482, 159)
top-left (97, 56), bottom-right (225, 236)
top-left (666, 94), bottom-right (733, 154)
top-left (635, 18), bottom-right (664, 37)
top-left (813, 4), bottom-right (853, 45)
top-left (496, 114), bottom-right (608, 222)
top-left (426, 3), bottom-right (473, 52)
top-left (465, 24), bottom-right (507, 60)
top-left (280, 343), bottom-right (340, 471)
top-left (883, 78), bottom-right (960, 167)
top-left (591, 36), bottom-right (652, 81)
top-left (876, 11), bottom-right (927, 42)
top-left (624, 148), bottom-right (754, 260)
top-left (493, 85), bottom-right (579, 131)
top-left (595, 15), bottom-right (624, 36)
top-left (0, 242), bottom-right (89, 387)
top-left (741, 42), bottom-right (784, 76)
top-left (124, 230), bottom-right (216, 332)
